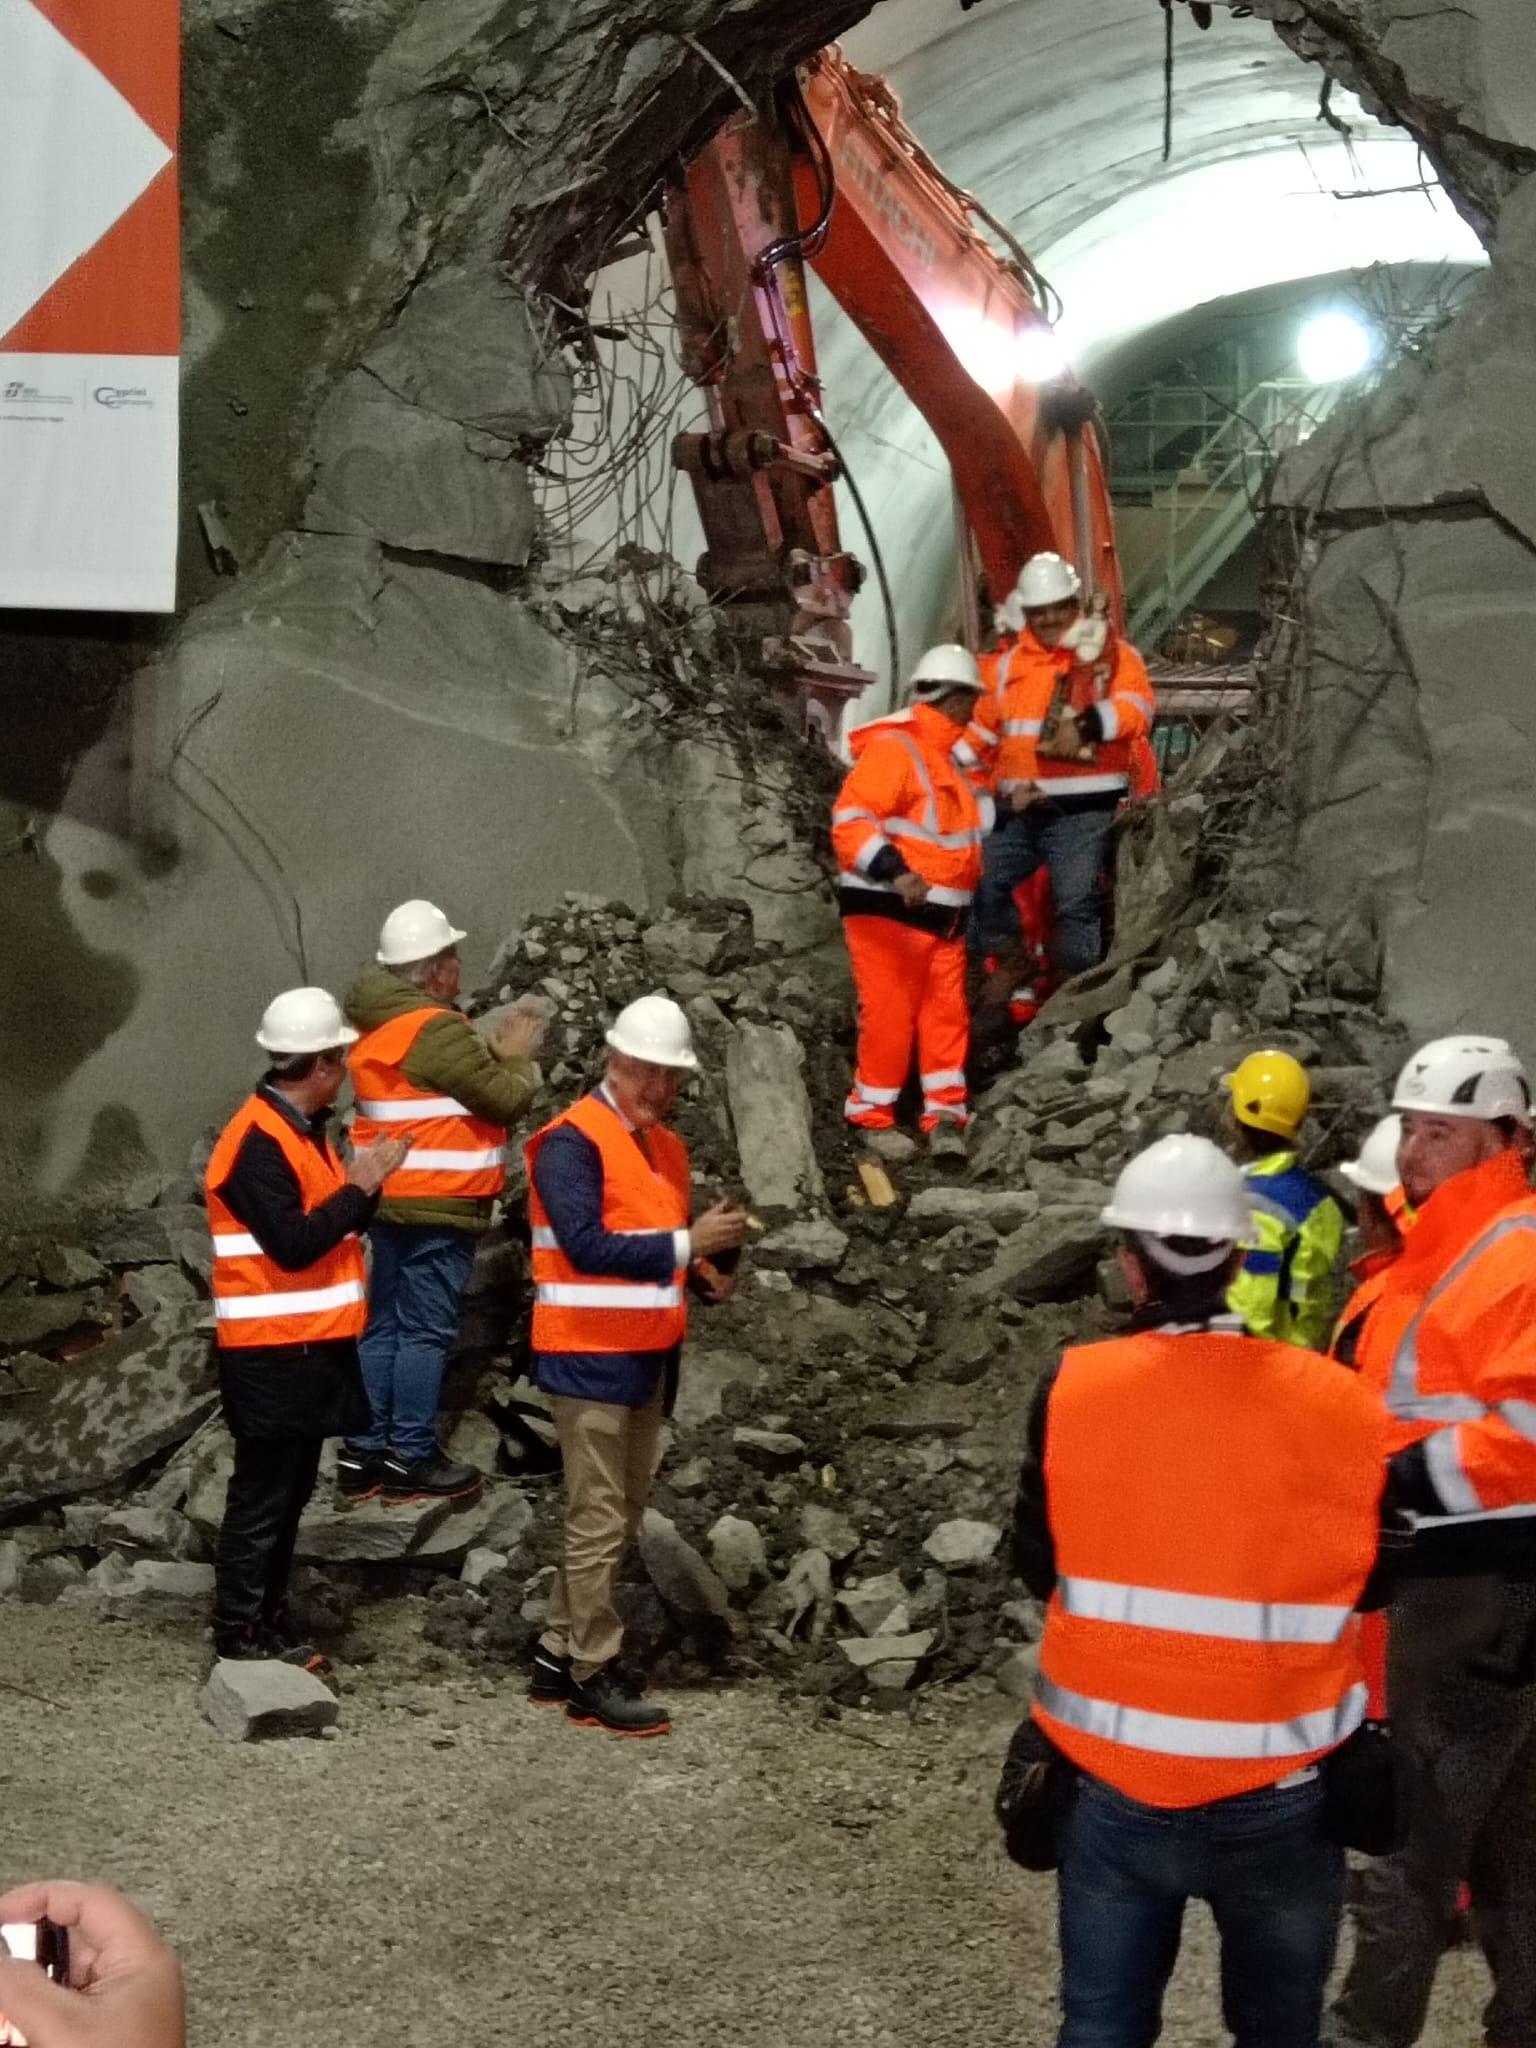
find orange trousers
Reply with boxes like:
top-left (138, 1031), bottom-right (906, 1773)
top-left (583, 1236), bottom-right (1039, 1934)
top-left (843, 916), bottom-right (969, 1131)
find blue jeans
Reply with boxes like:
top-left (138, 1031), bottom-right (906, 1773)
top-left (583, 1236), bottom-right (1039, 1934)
top-left (349, 1223), bottom-right (477, 1463)
top-left (1057, 1772), bottom-right (1344, 2048)
top-left (971, 802), bottom-right (1118, 976)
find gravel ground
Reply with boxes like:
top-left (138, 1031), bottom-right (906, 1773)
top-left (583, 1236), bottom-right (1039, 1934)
top-left (0, 1603), bottom-right (1487, 2047)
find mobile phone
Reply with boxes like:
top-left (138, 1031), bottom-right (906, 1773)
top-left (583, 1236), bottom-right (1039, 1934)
top-left (0, 1920), bottom-right (68, 2048)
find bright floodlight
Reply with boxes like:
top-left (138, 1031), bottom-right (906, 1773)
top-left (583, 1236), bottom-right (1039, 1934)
top-left (1298, 310), bottom-right (1373, 384)
top-left (1016, 326), bottom-right (1070, 385)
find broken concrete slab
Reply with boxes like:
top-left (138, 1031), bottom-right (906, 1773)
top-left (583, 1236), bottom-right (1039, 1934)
top-left (837, 1629), bottom-right (935, 1671)
top-left (836, 1572), bottom-right (909, 1636)
top-left (0, 1306), bottom-right (216, 1514)
top-left (638, 1508), bottom-right (733, 1623)
top-left (672, 1348), bottom-right (764, 1431)
top-left (122, 1265), bottom-right (198, 1319)
top-left (706, 1513), bottom-right (769, 1593)
top-left (756, 1218), bottom-right (851, 1272)
top-left (201, 1659), bottom-right (339, 1743)
top-left (922, 1519), bottom-right (1002, 1569)
top-left (906, 1187), bottom-right (1040, 1233)
top-left (725, 1022), bottom-right (826, 1213)
top-left (95, 1557), bottom-right (215, 1621)
top-left (96, 1504), bottom-right (205, 1562)
top-left (959, 1211), bottom-right (1109, 1306)
top-left (798, 1502), bottom-right (859, 1564)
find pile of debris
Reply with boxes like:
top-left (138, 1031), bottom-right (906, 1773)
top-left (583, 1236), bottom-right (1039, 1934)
top-left (0, 744), bottom-right (1406, 1708)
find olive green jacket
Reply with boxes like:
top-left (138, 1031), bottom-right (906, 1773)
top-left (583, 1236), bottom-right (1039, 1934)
top-left (345, 968), bottom-right (540, 1234)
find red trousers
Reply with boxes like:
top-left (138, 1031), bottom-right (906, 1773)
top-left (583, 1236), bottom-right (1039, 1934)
top-left (843, 916), bottom-right (969, 1131)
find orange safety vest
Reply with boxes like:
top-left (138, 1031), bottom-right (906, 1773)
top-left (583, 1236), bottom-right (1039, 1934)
top-left (831, 703), bottom-right (984, 910)
top-left (1330, 1245), bottom-right (1400, 1369)
top-left (970, 630), bottom-right (1155, 801)
top-left (1356, 1148), bottom-right (1536, 1524)
top-left (525, 1093), bottom-right (691, 1355)
top-left (204, 1094), bottom-right (367, 1349)
top-left (349, 1007), bottom-right (508, 1201)
top-left (1034, 1325), bottom-right (1388, 1809)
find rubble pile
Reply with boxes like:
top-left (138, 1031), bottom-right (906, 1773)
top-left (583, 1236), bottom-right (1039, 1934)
top-left (0, 748), bottom-right (1407, 1706)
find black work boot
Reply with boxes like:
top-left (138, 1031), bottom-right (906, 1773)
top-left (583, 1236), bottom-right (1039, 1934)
top-left (381, 1450), bottom-right (483, 1506)
top-left (566, 1664), bottom-right (671, 1738)
top-left (335, 1446), bottom-right (384, 1508)
top-left (260, 1610), bottom-right (334, 1679)
top-left (528, 1645), bottom-right (572, 1707)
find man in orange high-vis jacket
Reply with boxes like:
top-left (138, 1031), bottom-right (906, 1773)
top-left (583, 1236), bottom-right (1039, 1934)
top-left (1012, 1134), bottom-right (1399, 2048)
top-left (341, 899), bottom-right (549, 1510)
top-left (1328, 1038), bottom-right (1536, 2048)
top-left (832, 643), bottom-right (985, 1165)
top-left (205, 987), bottom-right (407, 1669)
top-left (524, 995), bottom-right (748, 1738)
top-left (969, 553), bottom-right (1155, 989)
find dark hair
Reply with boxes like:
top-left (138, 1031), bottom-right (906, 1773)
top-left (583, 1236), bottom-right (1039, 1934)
top-left (1131, 1234), bottom-right (1241, 1319)
top-left (265, 1051), bottom-right (335, 1083)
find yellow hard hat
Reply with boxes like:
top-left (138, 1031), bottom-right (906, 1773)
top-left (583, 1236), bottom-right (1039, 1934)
top-left (1223, 1049), bottom-right (1310, 1140)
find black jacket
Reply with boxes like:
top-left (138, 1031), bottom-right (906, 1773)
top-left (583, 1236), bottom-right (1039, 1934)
top-left (1010, 1306), bottom-right (1412, 1612)
top-left (211, 1083), bottom-right (375, 1440)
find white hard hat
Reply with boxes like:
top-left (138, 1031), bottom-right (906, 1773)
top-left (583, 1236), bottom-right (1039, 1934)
top-left (1392, 1035), bottom-right (1531, 1125)
top-left (605, 992), bottom-right (699, 1071)
top-left (1339, 1115), bottom-right (1404, 1198)
top-left (1013, 552), bottom-right (1082, 610)
top-left (910, 644), bottom-right (983, 700)
top-left (1101, 1134), bottom-right (1255, 1251)
top-left (377, 899), bottom-right (468, 967)
top-left (255, 987), bottom-right (358, 1056)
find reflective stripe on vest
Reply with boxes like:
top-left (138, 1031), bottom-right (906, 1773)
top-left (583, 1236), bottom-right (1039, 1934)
top-left (1037, 1674), bottom-right (1368, 1761)
top-left (204, 1094), bottom-right (368, 1350)
top-left (348, 1006), bottom-right (508, 1201)
top-left (1057, 1576), bottom-right (1355, 1645)
top-left (834, 717), bottom-right (983, 903)
top-left (525, 1093), bottom-right (691, 1356)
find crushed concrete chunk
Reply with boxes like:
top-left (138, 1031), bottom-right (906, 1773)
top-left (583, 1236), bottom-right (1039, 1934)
top-left (706, 1513), bottom-right (769, 1593)
top-left (201, 1659), bottom-right (339, 1742)
top-left (725, 1022), bottom-right (825, 1212)
top-left (922, 1519), bottom-right (1002, 1569)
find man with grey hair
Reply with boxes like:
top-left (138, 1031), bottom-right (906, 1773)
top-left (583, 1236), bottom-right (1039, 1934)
top-left (340, 899), bottom-right (547, 1507)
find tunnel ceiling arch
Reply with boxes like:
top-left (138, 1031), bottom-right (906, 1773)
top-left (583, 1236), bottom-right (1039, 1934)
top-left (813, 0), bottom-right (1485, 690)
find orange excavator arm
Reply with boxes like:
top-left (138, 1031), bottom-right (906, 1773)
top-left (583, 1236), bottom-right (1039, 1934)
top-left (665, 49), bottom-right (1122, 733)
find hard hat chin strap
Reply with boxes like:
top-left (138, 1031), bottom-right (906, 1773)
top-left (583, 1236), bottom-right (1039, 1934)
top-left (1133, 1232), bottom-right (1235, 1276)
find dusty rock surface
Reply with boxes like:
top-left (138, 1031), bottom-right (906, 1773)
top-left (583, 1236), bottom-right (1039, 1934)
top-left (0, 1603), bottom-right (1488, 2048)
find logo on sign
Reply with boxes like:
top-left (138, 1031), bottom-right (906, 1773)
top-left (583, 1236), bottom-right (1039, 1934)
top-left (93, 386), bottom-right (153, 409)
top-left (4, 381), bottom-right (73, 405)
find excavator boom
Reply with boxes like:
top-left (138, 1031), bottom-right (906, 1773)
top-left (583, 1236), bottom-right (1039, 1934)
top-left (666, 47), bottom-right (1122, 732)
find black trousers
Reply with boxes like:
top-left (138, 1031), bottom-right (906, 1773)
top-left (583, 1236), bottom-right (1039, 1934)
top-left (213, 1343), bottom-right (366, 1645)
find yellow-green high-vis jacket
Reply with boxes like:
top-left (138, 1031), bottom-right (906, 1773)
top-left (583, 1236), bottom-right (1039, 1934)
top-left (1228, 1149), bottom-right (1345, 1350)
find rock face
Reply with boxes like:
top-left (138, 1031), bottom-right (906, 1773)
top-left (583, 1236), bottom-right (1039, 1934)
top-left (0, 1308), bottom-right (216, 1514)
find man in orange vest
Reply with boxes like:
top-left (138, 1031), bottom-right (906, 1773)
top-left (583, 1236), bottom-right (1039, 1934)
top-left (524, 995), bottom-right (748, 1737)
top-left (969, 552), bottom-right (1155, 1001)
top-left (1012, 1133), bottom-right (1397, 2048)
top-left (205, 988), bottom-right (407, 1669)
top-left (341, 900), bottom-right (547, 1509)
top-left (832, 644), bottom-right (986, 1163)
top-left (1327, 1037), bottom-right (1536, 2048)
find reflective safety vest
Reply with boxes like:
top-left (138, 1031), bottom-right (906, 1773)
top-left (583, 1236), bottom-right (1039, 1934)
top-left (1228, 1151), bottom-right (1344, 1351)
top-left (832, 703), bottom-right (984, 919)
top-left (970, 631), bottom-right (1155, 800)
top-left (349, 1007), bottom-right (508, 1201)
top-left (204, 1095), bottom-right (367, 1349)
top-left (1330, 1246), bottom-right (1400, 1372)
top-left (1035, 1325), bottom-right (1387, 1809)
top-left (1357, 1149), bottom-right (1536, 1535)
top-left (525, 1093), bottom-right (692, 1355)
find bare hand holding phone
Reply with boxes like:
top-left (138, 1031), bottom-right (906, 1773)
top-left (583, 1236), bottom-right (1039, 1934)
top-left (0, 1884), bottom-right (183, 2048)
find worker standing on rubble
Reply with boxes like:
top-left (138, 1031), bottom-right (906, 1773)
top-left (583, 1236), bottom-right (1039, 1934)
top-left (1011, 1132), bottom-right (1396, 2048)
top-left (524, 995), bottom-right (748, 1738)
top-left (969, 552), bottom-right (1156, 1008)
top-left (832, 644), bottom-right (986, 1163)
top-left (1327, 1036), bottom-right (1536, 2048)
top-left (204, 989), bottom-right (407, 1669)
top-left (1223, 1049), bottom-right (1344, 1348)
top-left (339, 900), bottom-right (548, 1509)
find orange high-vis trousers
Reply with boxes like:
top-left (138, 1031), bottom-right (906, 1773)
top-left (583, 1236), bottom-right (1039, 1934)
top-left (843, 916), bottom-right (970, 1131)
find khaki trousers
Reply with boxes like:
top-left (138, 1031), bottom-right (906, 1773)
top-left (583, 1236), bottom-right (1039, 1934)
top-left (539, 1389), bottom-right (663, 1681)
